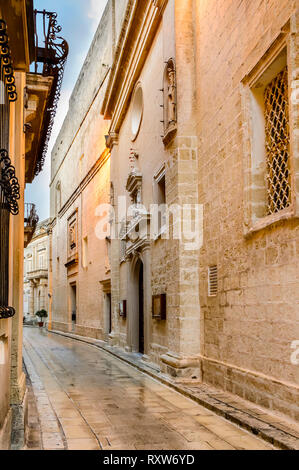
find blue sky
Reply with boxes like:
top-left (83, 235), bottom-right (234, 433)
top-left (25, 0), bottom-right (108, 221)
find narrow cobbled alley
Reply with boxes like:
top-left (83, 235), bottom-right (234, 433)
top-left (23, 327), bottom-right (274, 451)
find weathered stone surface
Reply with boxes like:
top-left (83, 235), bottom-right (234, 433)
top-left (49, 0), bottom-right (299, 426)
top-left (48, 328), bottom-right (299, 450)
top-left (23, 327), bottom-right (275, 450)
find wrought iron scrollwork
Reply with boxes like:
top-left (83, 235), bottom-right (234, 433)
top-left (34, 10), bottom-right (69, 176)
top-left (0, 19), bottom-right (17, 102)
top-left (0, 149), bottom-right (20, 216)
top-left (0, 20), bottom-right (19, 320)
top-left (0, 149), bottom-right (19, 320)
top-left (0, 306), bottom-right (15, 319)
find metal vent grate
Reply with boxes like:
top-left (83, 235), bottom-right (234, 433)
top-left (208, 266), bottom-right (218, 297)
top-left (264, 67), bottom-right (290, 215)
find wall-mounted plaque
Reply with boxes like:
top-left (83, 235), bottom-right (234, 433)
top-left (152, 294), bottom-right (166, 320)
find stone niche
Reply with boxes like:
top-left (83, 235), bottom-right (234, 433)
top-left (126, 150), bottom-right (142, 206)
top-left (162, 58), bottom-right (177, 146)
top-left (65, 209), bottom-right (78, 268)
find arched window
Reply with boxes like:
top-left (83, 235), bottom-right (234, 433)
top-left (131, 83), bottom-right (143, 141)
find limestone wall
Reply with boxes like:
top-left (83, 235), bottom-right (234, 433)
top-left (110, 2), bottom-right (177, 358)
top-left (50, 3), bottom-right (112, 338)
top-left (195, 0), bottom-right (299, 420)
top-left (49, 0), bottom-right (299, 422)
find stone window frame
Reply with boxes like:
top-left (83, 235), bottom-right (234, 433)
top-left (241, 23), bottom-right (298, 237)
top-left (153, 163), bottom-right (167, 240)
top-left (67, 209), bottom-right (78, 263)
top-left (38, 253), bottom-right (45, 269)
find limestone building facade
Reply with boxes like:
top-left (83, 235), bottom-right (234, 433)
top-left (103, 0), bottom-right (201, 376)
top-left (49, 1), bottom-right (128, 339)
top-left (24, 219), bottom-right (50, 319)
top-left (194, 0), bottom-right (299, 423)
top-left (50, 0), bottom-right (299, 423)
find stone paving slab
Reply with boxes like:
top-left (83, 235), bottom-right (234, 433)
top-left (23, 327), bottom-right (274, 451)
top-left (49, 328), bottom-right (299, 451)
top-left (23, 370), bottom-right (42, 450)
top-left (23, 346), bottom-right (66, 450)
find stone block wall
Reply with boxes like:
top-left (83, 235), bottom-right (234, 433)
top-left (195, 0), bottom-right (299, 420)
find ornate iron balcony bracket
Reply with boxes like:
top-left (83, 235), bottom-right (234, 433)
top-left (0, 150), bottom-right (20, 320)
top-left (0, 149), bottom-right (20, 216)
top-left (33, 10), bottom-right (69, 176)
top-left (0, 20), bottom-right (19, 320)
top-left (0, 306), bottom-right (16, 319)
top-left (0, 19), bottom-right (17, 102)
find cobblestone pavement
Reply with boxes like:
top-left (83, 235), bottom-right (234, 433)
top-left (23, 327), bottom-right (275, 451)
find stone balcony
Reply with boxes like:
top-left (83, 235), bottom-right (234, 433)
top-left (26, 269), bottom-right (48, 281)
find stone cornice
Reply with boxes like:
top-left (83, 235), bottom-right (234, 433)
top-left (101, 0), bottom-right (168, 134)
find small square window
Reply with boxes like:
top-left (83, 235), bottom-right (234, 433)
top-left (249, 48), bottom-right (289, 221)
top-left (264, 67), bottom-right (290, 214)
top-left (241, 34), bottom-right (298, 236)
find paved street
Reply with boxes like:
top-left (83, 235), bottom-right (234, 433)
top-left (23, 327), bottom-right (274, 451)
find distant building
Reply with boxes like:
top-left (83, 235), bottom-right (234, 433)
top-left (24, 220), bottom-right (50, 319)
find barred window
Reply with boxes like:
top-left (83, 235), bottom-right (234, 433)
top-left (264, 67), bottom-right (290, 215)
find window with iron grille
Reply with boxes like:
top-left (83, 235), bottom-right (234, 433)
top-left (264, 67), bottom-right (290, 215)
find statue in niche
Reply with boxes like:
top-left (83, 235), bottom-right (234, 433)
top-left (136, 188), bottom-right (142, 205)
top-left (69, 223), bottom-right (76, 250)
top-left (167, 67), bottom-right (176, 125)
top-left (162, 59), bottom-right (177, 146)
top-left (129, 149), bottom-right (139, 172)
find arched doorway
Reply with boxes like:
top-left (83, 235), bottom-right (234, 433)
top-left (130, 258), bottom-right (145, 354)
top-left (138, 262), bottom-right (144, 354)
